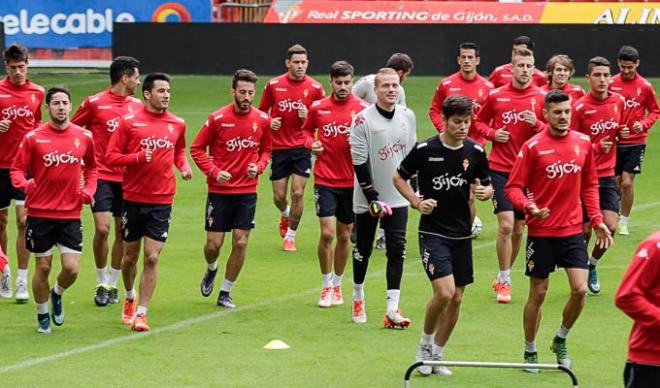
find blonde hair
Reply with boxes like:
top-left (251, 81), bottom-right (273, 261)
top-left (374, 67), bottom-right (398, 86)
top-left (546, 54), bottom-right (575, 84)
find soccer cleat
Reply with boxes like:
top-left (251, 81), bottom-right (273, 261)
top-left (283, 238), bottom-right (297, 252)
top-left (122, 297), bottom-right (137, 324)
top-left (588, 265), bottom-right (601, 295)
top-left (375, 229), bottom-right (386, 249)
top-left (279, 216), bottom-right (289, 238)
top-left (352, 298), bottom-right (367, 324)
top-left (131, 314), bottom-right (150, 332)
top-left (432, 354), bottom-right (453, 376)
top-left (107, 287), bottom-right (119, 304)
top-left (37, 313), bottom-right (51, 334)
top-left (50, 289), bottom-right (64, 326)
top-left (493, 280), bottom-right (512, 304)
top-left (318, 286), bottom-right (333, 308)
top-left (384, 309), bottom-right (411, 329)
top-left (523, 351), bottom-right (540, 373)
top-left (0, 271), bottom-right (12, 299)
top-left (551, 336), bottom-right (572, 369)
top-left (200, 268), bottom-right (218, 297)
top-left (331, 285), bottom-right (344, 306)
top-left (617, 223), bottom-right (630, 236)
top-left (15, 279), bottom-right (29, 304)
top-left (217, 291), bottom-right (236, 309)
top-left (416, 343), bottom-right (433, 376)
top-left (94, 284), bottom-right (109, 306)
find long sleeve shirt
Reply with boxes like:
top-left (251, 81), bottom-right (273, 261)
top-left (610, 73), bottom-right (660, 145)
top-left (0, 78), bottom-right (44, 168)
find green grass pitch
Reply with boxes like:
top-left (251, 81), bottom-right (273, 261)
top-left (0, 72), bottom-right (658, 387)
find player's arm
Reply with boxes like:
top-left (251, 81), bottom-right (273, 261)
top-left (255, 117), bottom-right (273, 174)
top-left (71, 97), bottom-right (92, 127)
top-left (174, 124), bottom-right (192, 179)
top-left (504, 145), bottom-right (544, 216)
top-left (472, 148), bottom-right (493, 201)
top-left (80, 134), bottom-right (98, 204)
top-left (429, 84), bottom-right (446, 133)
top-left (34, 92), bottom-right (44, 128)
top-left (105, 118), bottom-right (149, 166)
top-left (352, 78), bottom-right (368, 100)
top-left (474, 96), bottom-right (499, 141)
top-left (580, 144), bottom-right (604, 228)
top-left (349, 114), bottom-right (381, 204)
top-left (9, 136), bottom-right (35, 194)
top-left (488, 68), bottom-right (499, 86)
top-left (189, 117), bottom-right (218, 178)
top-left (301, 105), bottom-right (318, 151)
top-left (394, 144), bottom-right (433, 214)
top-left (640, 85), bottom-right (659, 131)
top-left (257, 82), bottom-right (273, 113)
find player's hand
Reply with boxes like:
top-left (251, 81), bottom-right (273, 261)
top-left (270, 117), bottom-right (282, 131)
top-left (246, 163), bottom-right (258, 178)
top-left (181, 168), bottom-right (193, 181)
top-left (619, 125), bottom-right (630, 139)
top-left (632, 121), bottom-right (644, 134)
top-left (369, 200), bottom-right (393, 218)
top-left (216, 170), bottom-right (232, 183)
top-left (311, 140), bottom-right (324, 156)
top-left (594, 223), bottom-right (613, 250)
top-left (474, 180), bottom-right (493, 201)
top-left (24, 179), bottom-right (36, 196)
top-left (522, 110), bottom-right (537, 127)
top-left (0, 119), bottom-right (10, 133)
top-left (80, 189), bottom-right (94, 206)
top-left (415, 198), bottom-right (437, 215)
top-left (494, 128), bottom-right (510, 143)
top-left (139, 149), bottom-right (153, 162)
top-left (298, 105), bottom-right (308, 119)
top-left (528, 204), bottom-right (550, 219)
top-left (600, 137), bottom-right (614, 154)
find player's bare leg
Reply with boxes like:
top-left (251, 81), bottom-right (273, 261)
top-left (272, 176), bottom-right (290, 239)
top-left (317, 216), bottom-right (335, 307)
top-left (417, 275), bottom-right (456, 376)
top-left (200, 231), bottom-right (225, 297)
top-left (105, 217), bottom-right (123, 303)
top-left (216, 229), bottom-right (250, 309)
top-left (283, 174), bottom-right (308, 251)
top-left (550, 267), bottom-right (588, 368)
top-left (50, 252), bottom-right (82, 326)
top-left (0, 209), bottom-right (7, 254)
top-left (33, 254), bottom-right (53, 332)
top-left (587, 209), bottom-right (617, 294)
top-left (120, 239), bottom-right (141, 324)
top-left (92, 211), bottom-right (113, 305)
top-left (617, 172), bottom-right (635, 235)
top-left (522, 276), bottom-right (548, 372)
top-left (137, 237), bottom-right (164, 311)
top-left (494, 211), bottom-right (514, 303)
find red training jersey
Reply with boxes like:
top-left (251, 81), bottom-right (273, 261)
top-left (190, 105), bottom-right (272, 194)
top-left (10, 123), bottom-right (97, 219)
top-left (71, 89), bottom-right (143, 182)
top-left (615, 231), bottom-right (660, 366)
top-left (541, 82), bottom-right (586, 103)
top-left (475, 83), bottom-right (546, 173)
top-left (106, 107), bottom-right (190, 205)
top-left (258, 73), bottom-right (325, 150)
top-left (610, 73), bottom-right (660, 145)
top-left (571, 92), bottom-right (626, 178)
top-left (302, 94), bottom-right (368, 188)
top-left (489, 63), bottom-right (547, 88)
top-left (505, 130), bottom-right (602, 237)
top-left (429, 71), bottom-right (494, 146)
top-left (0, 78), bottom-right (44, 168)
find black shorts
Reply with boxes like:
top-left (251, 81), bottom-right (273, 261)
top-left (270, 147), bottom-right (312, 180)
top-left (205, 193), bottom-right (257, 232)
top-left (624, 362), bottom-right (660, 388)
top-left (524, 234), bottom-right (589, 279)
top-left (419, 233), bottom-right (473, 286)
top-left (121, 200), bottom-right (172, 242)
top-left (0, 168), bottom-right (26, 209)
top-left (25, 217), bottom-right (82, 254)
top-left (91, 179), bottom-right (123, 217)
top-left (314, 185), bottom-right (354, 225)
top-left (616, 144), bottom-right (645, 175)
top-left (581, 176), bottom-right (621, 222)
top-left (491, 170), bottom-right (525, 220)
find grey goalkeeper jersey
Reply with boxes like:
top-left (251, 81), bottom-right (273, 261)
top-left (352, 74), bottom-right (407, 107)
top-left (350, 104), bottom-right (417, 213)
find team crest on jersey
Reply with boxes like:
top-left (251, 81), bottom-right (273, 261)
top-left (252, 122), bottom-right (258, 132)
top-left (478, 89), bottom-right (483, 98)
top-left (350, 110), bottom-right (355, 118)
top-left (74, 138), bottom-right (80, 149)
top-left (636, 87), bottom-right (642, 96)
top-left (463, 158), bottom-right (470, 171)
top-left (31, 94), bottom-right (36, 103)
top-left (613, 105), bottom-right (618, 115)
top-left (168, 123), bottom-right (174, 133)
top-left (128, 105), bottom-right (134, 112)
top-left (574, 144), bottom-right (581, 156)
top-left (303, 89), bottom-right (309, 98)
top-left (530, 97), bottom-right (537, 111)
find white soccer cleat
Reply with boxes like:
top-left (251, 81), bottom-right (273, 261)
top-left (432, 354), bottom-right (453, 376)
top-left (0, 271), bottom-right (12, 299)
top-left (352, 298), bottom-right (367, 323)
top-left (318, 286), bottom-right (333, 308)
top-left (416, 343), bottom-right (433, 376)
top-left (384, 309), bottom-right (412, 328)
top-left (15, 279), bottom-right (29, 304)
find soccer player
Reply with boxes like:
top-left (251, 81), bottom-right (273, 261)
top-left (106, 73), bottom-right (192, 332)
top-left (349, 68), bottom-right (416, 327)
top-left (615, 231), bottom-right (660, 387)
top-left (395, 95), bottom-right (493, 376)
top-left (71, 56), bottom-right (142, 307)
top-left (571, 57), bottom-right (627, 294)
top-left (489, 36), bottom-right (546, 88)
top-left (10, 87), bottom-right (97, 333)
top-left (191, 69), bottom-right (272, 309)
top-left (611, 46), bottom-right (659, 236)
top-left (258, 44), bottom-right (325, 252)
top-left (505, 90), bottom-right (612, 370)
top-left (0, 43), bottom-right (44, 303)
top-left (301, 61), bottom-right (368, 308)
top-left (475, 48), bottom-right (546, 303)
top-left (543, 54), bottom-right (585, 102)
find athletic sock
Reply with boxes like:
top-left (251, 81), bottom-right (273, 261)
top-left (17, 269), bottom-right (28, 283)
top-left (126, 288), bottom-right (136, 300)
top-left (220, 278), bottom-right (234, 293)
top-left (352, 283), bottom-right (365, 300)
top-left (525, 340), bottom-right (537, 353)
top-left (619, 215), bottom-right (628, 225)
top-left (322, 273), bottom-right (333, 288)
top-left (432, 344), bottom-right (445, 358)
top-left (281, 206), bottom-right (290, 218)
top-left (285, 227), bottom-right (296, 240)
top-left (1, 263), bottom-right (10, 275)
top-left (386, 289), bottom-right (400, 313)
top-left (332, 273), bottom-right (342, 287)
top-left (36, 302), bottom-right (49, 315)
top-left (208, 260), bottom-right (219, 271)
top-left (96, 267), bottom-right (107, 285)
top-left (589, 256), bottom-right (599, 266)
top-left (53, 281), bottom-right (65, 296)
top-left (136, 305), bottom-right (147, 316)
top-left (557, 324), bottom-right (570, 339)
top-left (498, 269), bottom-right (511, 284)
top-left (107, 267), bottom-right (121, 288)
top-left (420, 332), bottom-right (434, 345)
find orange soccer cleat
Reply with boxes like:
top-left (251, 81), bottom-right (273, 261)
top-left (122, 297), bottom-right (137, 325)
top-left (131, 314), bottom-right (150, 332)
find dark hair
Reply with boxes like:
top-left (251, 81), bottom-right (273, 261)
top-left (512, 36), bottom-right (534, 51)
top-left (45, 86), bottom-right (71, 104)
top-left (142, 72), bottom-right (171, 94)
top-left (587, 56), bottom-right (611, 74)
top-left (544, 89), bottom-right (570, 108)
top-left (330, 61), bottom-right (354, 78)
top-left (110, 56), bottom-right (140, 85)
top-left (287, 44), bottom-right (307, 60)
top-left (442, 95), bottom-right (473, 118)
top-left (385, 53), bottom-right (413, 72)
top-left (618, 45), bottom-right (639, 62)
top-left (232, 68), bottom-right (258, 88)
top-left (3, 44), bottom-right (29, 63)
top-left (459, 42), bottom-right (480, 57)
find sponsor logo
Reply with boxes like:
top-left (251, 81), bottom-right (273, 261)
top-left (277, 98), bottom-right (305, 113)
top-left (538, 149), bottom-right (555, 155)
top-left (226, 136), bottom-right (257, 152)
top-left (377, 139), bottom-right (407, 160)
top-left (106, 117), bottom-right (119, 132)
top-left (624, 98), bottom-right (641, 110)
top-left (0, 9), bottom-right (135, 36)
top-left (42, 150), bottom-right (80, 167)
top-left (1, 105), bottom-right (34, 121)
top-left (428, 157), bottom-right (444, 162)
top-left (152, 3), bottom-right (192, 22)
top-left (322, 121), bottom-right (350, 138)
top-left (545, 159), bottom-right (582, 179)
top-left (501, 109), bottom-right (526, 125)
top-left (140, 135), bottom-right (174, 150)
top-left (589, 118), bottom-right (617, 136)
top-left (432, 172), bottom-right (467, 191)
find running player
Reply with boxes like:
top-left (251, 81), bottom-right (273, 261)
top-left (396, 95), bottom-right (493, 376)
top-left (258, 44), bottom-right (325, 252)
top-left (106, 73), bottom-right (192, 332)
top-left (71, 56), bottom-right (142, 306)
top-left (610, 46), bottom-right (659, 236)
top-left (11, 87), bottom-right (97, 333)
top-left (301, 61), bottom-right (368, 307)
top-left (489, 36), bottom-right (546, 88)
top-left (505, 90), bottom-right (612, 370)
top-left (349, 68), bottom-right (416, 327)
top-left (191, 69), bottom-right (272, 309)
top-left (543, 54), bottom-right (585, 102)
top-left (0, 43), bottom-right (44, 303)
top-left (476, 48), bottom-right (546, 303)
